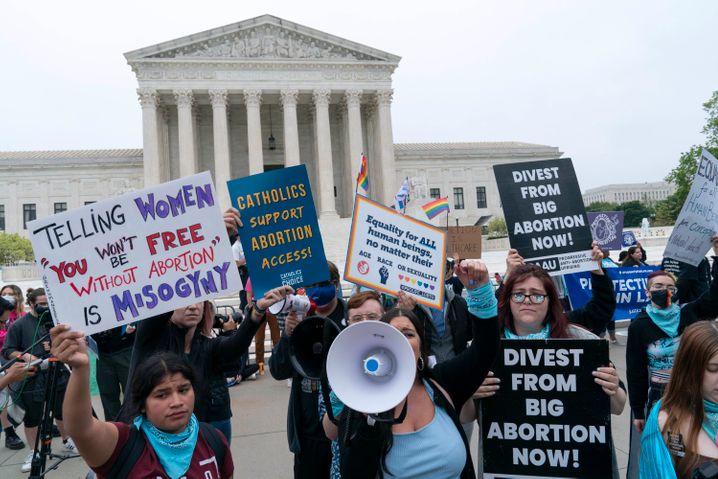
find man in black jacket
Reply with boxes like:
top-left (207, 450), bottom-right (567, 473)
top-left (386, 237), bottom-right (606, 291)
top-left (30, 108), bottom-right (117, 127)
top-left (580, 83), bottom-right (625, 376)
top-left (269, 261), bottom-right (346, 479)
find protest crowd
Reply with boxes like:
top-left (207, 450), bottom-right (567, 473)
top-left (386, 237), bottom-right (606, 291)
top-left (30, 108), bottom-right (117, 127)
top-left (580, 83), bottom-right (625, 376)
top-left (1, 152), bottom-right (718, 479)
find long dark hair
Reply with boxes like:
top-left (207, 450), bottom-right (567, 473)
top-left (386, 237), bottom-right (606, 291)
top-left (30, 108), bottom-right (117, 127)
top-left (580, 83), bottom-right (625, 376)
top-left (498, 264), bottom-right (569, 338)
top-left (374, 308), bottom-right (433, 474)
top-left (125, 352), bottom-right (196, 421)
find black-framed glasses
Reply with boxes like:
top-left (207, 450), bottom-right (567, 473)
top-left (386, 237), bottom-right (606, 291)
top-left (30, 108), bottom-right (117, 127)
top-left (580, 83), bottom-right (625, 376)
top-left (348, 313), bottom-right (381, 323)
top-left (510, 292), bottom-right (547, 305)
top-left (649, 285), bottom-right (678, 295)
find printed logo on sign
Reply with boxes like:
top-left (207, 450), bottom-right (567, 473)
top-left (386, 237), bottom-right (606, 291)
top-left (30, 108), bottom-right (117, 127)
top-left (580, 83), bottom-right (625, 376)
top-left (280, 269), bottom-right (304, 286)
top-left (590, 213), bottom-right (618, 246)
top-left (357, 260), bottom-right (370, 275)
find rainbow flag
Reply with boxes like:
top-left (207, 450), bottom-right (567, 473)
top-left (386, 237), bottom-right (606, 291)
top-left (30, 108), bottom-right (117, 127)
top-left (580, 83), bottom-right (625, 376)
top-left (422, 197), bottom-right (450, 219)
top-left (357, 153), bottom-right (369, 192)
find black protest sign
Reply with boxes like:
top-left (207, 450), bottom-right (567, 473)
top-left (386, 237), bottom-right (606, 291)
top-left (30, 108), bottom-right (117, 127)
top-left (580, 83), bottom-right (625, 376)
top-left (493, 158), bottom-right (595, 275)
top-left (481, 339), bottom-right (612, 479)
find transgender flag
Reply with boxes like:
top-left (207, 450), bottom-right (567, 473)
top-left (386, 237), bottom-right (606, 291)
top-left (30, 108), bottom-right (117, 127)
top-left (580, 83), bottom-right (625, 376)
top-left (422, 197), bottom-right (450, 220)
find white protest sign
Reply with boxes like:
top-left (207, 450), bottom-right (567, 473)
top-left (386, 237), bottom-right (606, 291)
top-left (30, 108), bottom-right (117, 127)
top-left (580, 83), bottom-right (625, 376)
top-left (27, 171), bottom-right (241, 335)
top-left (344, 195), bottom-right (446, 310)
top-left (664, 149), bottom-right (718, 266)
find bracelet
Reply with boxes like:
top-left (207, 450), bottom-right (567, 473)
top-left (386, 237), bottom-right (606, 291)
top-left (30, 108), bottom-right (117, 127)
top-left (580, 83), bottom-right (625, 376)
top-left (253, 301), bottom-right (267, 315)
top-left (466, 282), bottom-right (497, 319)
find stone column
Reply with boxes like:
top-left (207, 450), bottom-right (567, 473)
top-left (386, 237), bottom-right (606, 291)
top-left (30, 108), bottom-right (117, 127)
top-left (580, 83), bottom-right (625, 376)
top-left (173, 89), bottom-right (197, 178)
top-left (7, 182), bottom-right (17, 233)
top-left (280, 89), bottom-right (301, 167)
top-left (375, 89), bottom-right (397, 205)
top-left (138, 88), bottom-right (161, 186)
top-left (313, 89), bottom-right (338, 219)
top-left (345, 89), bottom-right (364, 201)
top-left (209, 89), bottom-right (232, 209)
top-left (244, 89), bottom-right (264, 175)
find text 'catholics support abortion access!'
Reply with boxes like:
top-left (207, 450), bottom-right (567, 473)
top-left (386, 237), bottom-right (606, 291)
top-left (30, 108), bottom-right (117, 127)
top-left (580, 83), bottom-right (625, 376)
top-left (481, 339), bottom-right (612, 479)
top-left (493, 158), bottom-right (596, 275)
top-left (227, 164), bottom-right (329, 297)
top-left (27, 172), bottom-right (242, 335)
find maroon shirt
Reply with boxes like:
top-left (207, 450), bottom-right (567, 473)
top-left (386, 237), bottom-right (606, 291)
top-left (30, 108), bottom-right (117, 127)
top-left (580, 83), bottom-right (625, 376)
top-left (93, 422), bottom-right (233, 478)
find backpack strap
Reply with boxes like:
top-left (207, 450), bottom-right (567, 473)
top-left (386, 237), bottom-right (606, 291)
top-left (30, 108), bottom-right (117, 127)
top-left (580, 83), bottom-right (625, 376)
top-left (199, 422), bottom-right (226, 471)
top-left (106, 425), bottom-right (146, 479)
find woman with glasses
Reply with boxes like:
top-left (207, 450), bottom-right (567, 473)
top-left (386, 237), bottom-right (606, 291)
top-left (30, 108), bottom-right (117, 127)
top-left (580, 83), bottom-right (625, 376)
top-left (472, 245), bottom-right (626, 477)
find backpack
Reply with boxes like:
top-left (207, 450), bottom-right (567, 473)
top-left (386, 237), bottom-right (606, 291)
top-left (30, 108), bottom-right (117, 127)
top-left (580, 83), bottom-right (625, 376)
top-left (105, 422), bottom-right (226, 478)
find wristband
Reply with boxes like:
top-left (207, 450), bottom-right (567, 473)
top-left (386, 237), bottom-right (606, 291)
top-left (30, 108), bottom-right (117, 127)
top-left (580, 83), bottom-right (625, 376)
top-left (253, 301), bottom-right (267, 315)
top-left (466, 282), bottom-right (497, 319)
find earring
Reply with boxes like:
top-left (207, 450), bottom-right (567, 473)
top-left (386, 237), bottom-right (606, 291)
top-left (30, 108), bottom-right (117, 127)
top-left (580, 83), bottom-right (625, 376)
top-left (417, 356), bottom-right (425, 371)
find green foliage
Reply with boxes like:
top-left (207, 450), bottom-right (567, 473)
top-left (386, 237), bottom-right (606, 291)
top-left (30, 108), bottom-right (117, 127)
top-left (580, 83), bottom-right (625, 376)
top-left (585, 201), bottom-right (619, 213)
top-left (662, 91), bottom-right (718, 223)
top-left (487, 216), bottom-right (508, 237)
top-left (0, 233), bottom-right (34, 265)
top-left (617, 201), bottom-right (654, 227)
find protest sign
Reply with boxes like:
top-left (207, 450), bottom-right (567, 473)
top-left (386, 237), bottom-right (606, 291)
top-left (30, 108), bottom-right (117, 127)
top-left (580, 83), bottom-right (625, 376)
top-left (622, 231), bottom-right (637, 247)
top-left (344, 195), bottom-right (446, 310)
top-left (482, 339), bottom-right (612, 479)
top-left (664, 150), bottom-right (718, 266)
top-left (27, 172), bottom-right (241, 335)
top-left (564, 266), bottom-right (658, 321)
top-left (493, 158), bottom-right (595, 276)
top-left (447, 226), bottom-right (482, 258)
top-left (587, 211), bottom-right (624, 250)
top-left (227, 164), bottom-right (329, 297)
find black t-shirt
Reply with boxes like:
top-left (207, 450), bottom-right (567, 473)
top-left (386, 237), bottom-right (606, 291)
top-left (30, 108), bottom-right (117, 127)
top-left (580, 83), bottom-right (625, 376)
top-left (298, 301), bottom-right (345, 440)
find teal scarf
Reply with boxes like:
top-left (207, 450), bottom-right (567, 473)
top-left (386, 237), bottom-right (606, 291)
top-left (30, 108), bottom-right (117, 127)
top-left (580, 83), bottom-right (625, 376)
top-left (646, 304), bottom-right (681, 338)
top-left (504, 323), bottom-right (550, 340)
top-left (640, 400), bottom-right (677, 478)
top-left (133, 413), bottom-right (199, 479)
top-left (703, 400), bottom-right (718, 444)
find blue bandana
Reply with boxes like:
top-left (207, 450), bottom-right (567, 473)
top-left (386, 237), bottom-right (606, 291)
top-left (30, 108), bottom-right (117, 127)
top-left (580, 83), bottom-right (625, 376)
top-left (703, 400), bottom-right (718, 444)
top-left (133, 413), bottom-right (199, 479)
top-left (646, 303), bottom-right (681, 338)
top-left (504, 323), bottom-right (550, 340)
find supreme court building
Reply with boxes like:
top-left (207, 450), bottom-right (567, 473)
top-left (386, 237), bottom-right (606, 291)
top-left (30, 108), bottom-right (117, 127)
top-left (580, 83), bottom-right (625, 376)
top-left (0, 15), bottom-right (562, 249)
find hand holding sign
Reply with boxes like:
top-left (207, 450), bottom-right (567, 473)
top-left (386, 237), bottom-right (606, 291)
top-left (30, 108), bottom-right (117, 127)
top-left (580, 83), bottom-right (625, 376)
top-left (50, 324), bottom-right (89, 368)
top-left (473, 371), bottom-right (500, 399)
top-left (505, 248), bottom-right (525, 280)
top-left (223, 208), bottom-right (242, 236)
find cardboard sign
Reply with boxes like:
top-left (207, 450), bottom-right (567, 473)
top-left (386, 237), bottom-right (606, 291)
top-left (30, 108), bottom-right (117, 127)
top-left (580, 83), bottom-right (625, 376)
top-left (493, 158), bottom-right (595, 276)
top-left (27, 172), bottom-right (242, 335)
top-left (564, 266), bottom-right (658, 321)
top-left (587, 211), bottom-right (624, 250)
top-left (344, 195), bottom-right (446, 310)
top-left (664, 150), bottom-right (718, 266)
top-left (482, 339), bottom-right (612, 479)
top-left (447, 226), bottom-right (482, 258)
top-left (227, 165), bottom-right (329, 297)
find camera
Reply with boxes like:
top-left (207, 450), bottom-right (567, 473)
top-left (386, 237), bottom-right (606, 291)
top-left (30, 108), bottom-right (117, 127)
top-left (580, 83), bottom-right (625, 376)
top-left (34, 304), bottom-right (55, 329)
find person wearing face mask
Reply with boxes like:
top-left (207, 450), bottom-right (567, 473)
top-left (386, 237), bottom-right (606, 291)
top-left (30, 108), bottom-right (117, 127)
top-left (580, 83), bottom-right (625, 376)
top-left (1, 288), bottom-right (76, 472)
top-left (625, 239), bottom-right (718, 478)
top-left (0, 293), bottom-right (28, 450)
top-left (269, 261), bottom-right (347, 479)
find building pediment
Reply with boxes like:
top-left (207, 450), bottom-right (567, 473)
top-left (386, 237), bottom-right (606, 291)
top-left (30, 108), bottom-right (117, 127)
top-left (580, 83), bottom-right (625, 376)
top-left (124, 15), bottom-right (400, 64)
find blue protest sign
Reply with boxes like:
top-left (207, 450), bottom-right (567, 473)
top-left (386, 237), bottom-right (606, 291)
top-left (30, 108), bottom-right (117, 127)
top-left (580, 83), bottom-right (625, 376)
top-left (564, 266), bottom-right (658, 321)
top-left (622, 231), bottom-right (637, 247)
top-left (588, 211), bottom-right (624, 250)
top-left (227, 165), bottom-right (329, 297)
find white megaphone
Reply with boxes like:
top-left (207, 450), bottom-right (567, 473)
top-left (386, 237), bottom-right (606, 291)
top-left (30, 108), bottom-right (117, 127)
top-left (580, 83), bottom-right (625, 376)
top-left (269, 294), bottom-right (316, 319)
top-left (326, 321), bottom-right (416, 415)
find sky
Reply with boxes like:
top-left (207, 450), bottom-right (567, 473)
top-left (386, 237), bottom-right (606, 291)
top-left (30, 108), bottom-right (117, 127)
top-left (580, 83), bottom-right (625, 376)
top-left (1, 0), bottom-right (716, 191)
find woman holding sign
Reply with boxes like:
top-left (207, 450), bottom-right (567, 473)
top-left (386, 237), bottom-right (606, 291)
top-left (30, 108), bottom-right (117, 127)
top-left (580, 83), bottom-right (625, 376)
top-left (339, 259), bottom-right (499, 479)
top-left (640, 321), bottom-right (718, 478)
top-left (472, 247), bottom-right (626, 478)
top-left (50, 326), bottom-right (233, 478)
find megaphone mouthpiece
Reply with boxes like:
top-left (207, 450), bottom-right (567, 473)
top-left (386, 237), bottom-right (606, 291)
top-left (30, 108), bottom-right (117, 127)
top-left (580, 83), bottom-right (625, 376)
top-left (363, 349), bottom-right (393, 377)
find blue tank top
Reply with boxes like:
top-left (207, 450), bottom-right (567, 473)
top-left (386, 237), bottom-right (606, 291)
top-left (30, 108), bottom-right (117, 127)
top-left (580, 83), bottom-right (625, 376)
top-left (384, 380), bottom-right (466, 479)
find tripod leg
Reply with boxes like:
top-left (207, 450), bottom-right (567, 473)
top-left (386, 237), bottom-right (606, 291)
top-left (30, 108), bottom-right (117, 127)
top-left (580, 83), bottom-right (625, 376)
top-left (29, 360), bottom-right (59, 479)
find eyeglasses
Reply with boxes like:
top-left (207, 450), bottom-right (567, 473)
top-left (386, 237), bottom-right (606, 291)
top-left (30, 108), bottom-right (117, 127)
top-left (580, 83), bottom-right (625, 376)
top-left (510, 292), bottom-right (547, 305)
top-left (649, 285), bottom-right (678, 295)
top-left (348, 313), bottom-right (381, 323)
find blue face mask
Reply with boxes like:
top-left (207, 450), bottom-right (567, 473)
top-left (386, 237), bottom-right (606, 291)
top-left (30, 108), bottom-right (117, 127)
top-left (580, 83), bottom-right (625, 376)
top-left (305, 284), bottom-right (336, 306)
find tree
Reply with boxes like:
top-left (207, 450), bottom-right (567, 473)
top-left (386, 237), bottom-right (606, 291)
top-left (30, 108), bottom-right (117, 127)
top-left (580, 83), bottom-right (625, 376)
top-left (617, 201), bottom-right (654, 227)
top-left (663, 91), bottom-right (718, 222)
top-left (0, 233), bottom-right (34, 265)
top-left (585, 201), bottom-right (619, 213)
top-left (487, 217), bottom-right (508, 238)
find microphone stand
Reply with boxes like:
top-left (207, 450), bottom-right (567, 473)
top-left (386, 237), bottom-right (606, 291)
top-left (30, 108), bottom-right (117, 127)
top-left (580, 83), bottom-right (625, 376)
top-left (0, 332), bottom-right (50, 373)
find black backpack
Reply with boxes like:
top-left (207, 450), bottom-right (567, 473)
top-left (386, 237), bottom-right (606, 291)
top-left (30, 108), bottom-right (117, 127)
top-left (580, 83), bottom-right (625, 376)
top-left (105, 422), bottom-right (226, 478)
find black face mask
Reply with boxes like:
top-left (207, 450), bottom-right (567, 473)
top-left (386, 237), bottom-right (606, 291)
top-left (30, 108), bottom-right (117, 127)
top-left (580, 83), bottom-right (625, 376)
top-left (650, 289), bottom-right (673, 309)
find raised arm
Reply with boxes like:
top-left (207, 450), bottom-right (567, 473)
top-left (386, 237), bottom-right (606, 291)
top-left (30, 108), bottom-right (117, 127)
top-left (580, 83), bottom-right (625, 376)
top-left (51, 325), bottom-right (119, 467)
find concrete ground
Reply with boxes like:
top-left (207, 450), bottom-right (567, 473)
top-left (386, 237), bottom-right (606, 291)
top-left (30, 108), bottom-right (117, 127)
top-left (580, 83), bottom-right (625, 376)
top-left (0, 332), bottom-right (632, 479)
